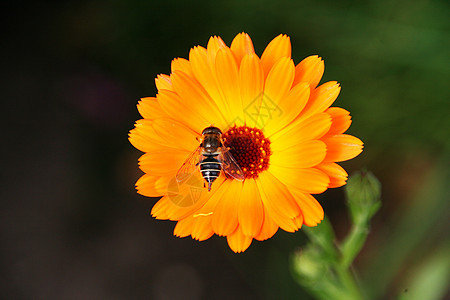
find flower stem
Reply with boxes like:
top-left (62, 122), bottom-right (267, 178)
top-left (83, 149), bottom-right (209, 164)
top-left (334, 263), bottom-right (365, 300)
top-left (340, 223), bottom-right (370, 268)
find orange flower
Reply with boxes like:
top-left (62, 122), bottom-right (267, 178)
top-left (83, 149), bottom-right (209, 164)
top-left (129, 33), bottom-right (363, 252)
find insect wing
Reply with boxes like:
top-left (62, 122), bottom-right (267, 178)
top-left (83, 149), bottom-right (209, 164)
top-left (176, 147), bottom-right (202, 183)
top-left (220, 148), bottom-right (245, 181)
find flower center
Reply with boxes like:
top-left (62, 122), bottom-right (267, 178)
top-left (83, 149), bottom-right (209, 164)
top-left (223, 125), bottom-right (271, 179)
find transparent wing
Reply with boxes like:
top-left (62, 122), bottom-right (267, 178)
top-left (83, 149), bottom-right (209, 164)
top-left (219, 147), bottom-right (245, 181)
top-left (176, 147), bottom-right (202, 183)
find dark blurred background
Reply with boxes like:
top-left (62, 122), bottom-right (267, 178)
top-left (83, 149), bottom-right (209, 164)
top-left (2, 0), bottom-right (449, 299)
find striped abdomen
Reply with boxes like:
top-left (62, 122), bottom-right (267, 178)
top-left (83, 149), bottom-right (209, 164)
top-left (199, 154), bottom-right (221, 191)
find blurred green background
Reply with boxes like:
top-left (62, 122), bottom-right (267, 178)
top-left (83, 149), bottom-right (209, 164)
top-left (2, 0), bottom-right (449, 299)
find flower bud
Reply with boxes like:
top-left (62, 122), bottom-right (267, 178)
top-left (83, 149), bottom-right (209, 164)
top-left (291, 247), bottom-right (328, 285)
top-left (345, 170), bottom-right (381, 225)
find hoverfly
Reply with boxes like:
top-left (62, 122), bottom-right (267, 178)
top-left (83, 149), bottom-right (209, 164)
top-left (176, 126), bottom-right (244, 191)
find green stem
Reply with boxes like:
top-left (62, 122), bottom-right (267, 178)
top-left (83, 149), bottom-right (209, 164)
top-left (335, 264), bottom-right (365, 300)
top-left (340, 223), bottom-right (370, 268)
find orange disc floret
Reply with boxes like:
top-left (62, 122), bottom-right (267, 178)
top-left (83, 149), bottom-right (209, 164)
top-left (223, 126), bottom-right (271, 178)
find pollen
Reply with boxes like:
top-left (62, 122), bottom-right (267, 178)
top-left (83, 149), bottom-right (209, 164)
top-left (223, 125), bottom-right (271, 179)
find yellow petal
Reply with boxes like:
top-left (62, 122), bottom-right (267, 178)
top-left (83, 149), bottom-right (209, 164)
top-left (151, 196), bottom-right (170, 220)
top-left (293, 55), bottom-right (324, 89)
top-left (270, 140), bottom-right (327, 169)
top-left (151, 195), bottom-right (193, 221)
top-left (157, 90), bottom-right (208, 133)
top-left (131, 120), bottom-right (164, 148)
top-left (262, 82), bottom-right (310, 137)
top-left (171, 70), bottom-right (227, 128)
top-left (289, 189), bottom-right (324, 226)
top-left (128, 128), bottom-right (151, 153)
top-left (189, 46), bottom-right (216, 93)
top-left (238, 179), bottom-right (264, 237)
top-left (230, 32), bottom-right (255, 65)
top-left (215, 48), bottom-right (243, 125)
top-left (136, 174), bottom-right (170, 197)
top-left (138, 149), bottom-right (188, 176)
top-left (270, 113), bottom-right (332, 151)
top-left (258, 57), bottom-right (295, 131)
top-left (166, 178), bottom-right (226, 236)
top-left (325, 107), bottom-right (352, 136)
top-left (151, 118), bottom-right (199, 151)
top-left (239, 53), bottom-right (264, 127)
top-left (153, 193), bottom-right (211, 222)
top-left (323, 134), bottom-right (363, 162)
top-left (206, 36), bottom-right (227, 66)
top-left (133, 118), bottom-right (199, 152)
top-left (188, 48), bottom-right (231, 123)
top-left (169, 176), bottom-right (226, 240)
top-left (191, 214), bottom-right (214, 241)
top-left (167, 175), bottom-right (225, 220)
top-left (137, 97), bottom-right (167, 120)
top-left (293, 214), bottom-right (304, 229)
top-left (300, 81), bottom-right (341, 119)
top-left (254, 205), bottom-right (279, 241)
top-left (227, 225), bottom-right (253, 253)
top-left (264, 210), bottom-right (300, 233)
top-left (268, 166), bottom-right (329, 194)
top-left (263, 57), bottom-right (295, 106)
top-left (155, 74), bottom-right (172, 91)
top-left (261, 34), bottom-right (291, 76)
top-left (171, 58), bottom-right (193, 77)
top-left (257, 172), bottom-right (300, 218)
top-left (212, 180), bottom-right (241, 236)
top-left (174, 216), bottom-right (194, 238)
top-left (192, 176), bottom-right (226, 215)
top-left (256, 172), bottom-right (301, 232)
top-left (130, 118), bottom-right (196, 153)
top-left (129, 126), bottom-right (179, 153)
top-left (316, 162), bottom-right (348, 188)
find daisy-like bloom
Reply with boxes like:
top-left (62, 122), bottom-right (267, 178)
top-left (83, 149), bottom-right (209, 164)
top-left (129, 33), bottom-right (363, 253)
